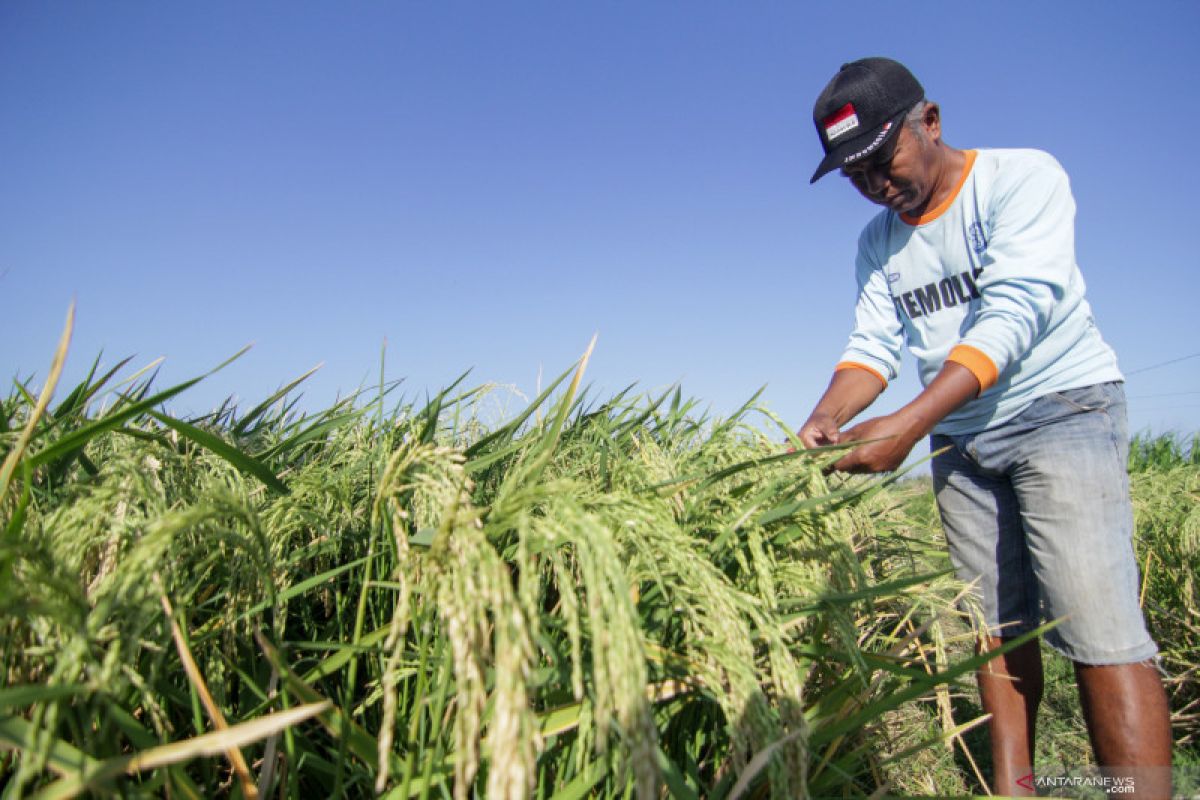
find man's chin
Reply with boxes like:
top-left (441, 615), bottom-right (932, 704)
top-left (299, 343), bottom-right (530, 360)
top-left (868, 192), bottom-right (914, 213)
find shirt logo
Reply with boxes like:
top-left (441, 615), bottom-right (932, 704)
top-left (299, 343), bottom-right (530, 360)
top-left (823, 103), bottom-right (860, 142)
top-left (969, 220), bottom-right (989, 254)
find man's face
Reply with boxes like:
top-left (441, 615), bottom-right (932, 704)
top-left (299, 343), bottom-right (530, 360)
top-left (839, 115), bottom-right (938, 216)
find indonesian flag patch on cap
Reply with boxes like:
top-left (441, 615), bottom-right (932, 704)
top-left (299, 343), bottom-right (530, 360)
top-left (823, 103), bottom-right (860, 143)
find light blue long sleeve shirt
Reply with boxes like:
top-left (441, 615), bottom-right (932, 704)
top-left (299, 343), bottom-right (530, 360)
top-left (839, 148), bottom-right (1122, 435)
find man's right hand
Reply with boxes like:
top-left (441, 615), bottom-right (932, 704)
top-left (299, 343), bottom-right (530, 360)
top-left (797, 412), bottom-right (841, 448)
top-left (794, 367), bottom-right (887, 451)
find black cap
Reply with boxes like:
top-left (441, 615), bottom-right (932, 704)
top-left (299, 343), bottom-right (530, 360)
top-left (810, 57), bottom-right (924, 184)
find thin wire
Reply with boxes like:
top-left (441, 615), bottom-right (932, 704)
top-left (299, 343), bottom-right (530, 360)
top-left (1125, 352), bottom-right (1200, 376)
top-left (1127, 391), bottom-right (1200, 399)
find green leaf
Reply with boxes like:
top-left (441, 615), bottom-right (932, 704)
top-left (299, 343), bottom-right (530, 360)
top-left (464, 364), bottom-right (574, 458)
top-left (148, 411), bottom-right (289, 494)
top-left (0, 714), bottom-right (103, 778)
top-left (657, 746), bottom-right (700, 800)
top-left (545, 757), bottom-right (606, 800)
top-left (257, 409), bottom-right (363, 462)
top-left (206, 554), bottom-right (376, 634)
top-left (27, 377), bottom-right (206, 470)
top-left (777, 568), bottom-right (955, 615)
top-left (0, 684), bottom-right (84, 711)
top-left (29, 702), bottom-right (331, 798)
top-left (52, 355), bottom-right (134, 422)
top-left (231, 363), bottom-right (323, 435)
top-left (409, 527), bottom-right (436, 547)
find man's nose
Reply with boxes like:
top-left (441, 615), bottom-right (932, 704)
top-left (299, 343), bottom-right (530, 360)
top-left (864, 167), bottom-right (888, 195)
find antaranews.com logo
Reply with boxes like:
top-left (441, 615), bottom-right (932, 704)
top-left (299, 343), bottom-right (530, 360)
top-left (1017, 772), bottom-right (1136, 794)
top-left (1014, 765), bottom-right (1200, 798)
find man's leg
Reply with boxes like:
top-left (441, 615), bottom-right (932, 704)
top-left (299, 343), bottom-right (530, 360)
top-left (931, 434), bottom-right (1044, 795)
top-left (978, 635), bottom-right (1043, 796)
top-left (1075, 660), bottom-right (1172, 796)
top-left (1004, 384), bottom-right (1171, 796)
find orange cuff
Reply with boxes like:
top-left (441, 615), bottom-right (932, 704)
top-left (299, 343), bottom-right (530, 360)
top-left (946, 345), bottom-right (999, 392)
top-left (835, 361), bottom-right (887, 389)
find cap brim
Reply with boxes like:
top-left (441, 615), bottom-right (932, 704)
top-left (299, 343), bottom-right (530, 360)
top-left (809, 109), bottom-right (906, 184)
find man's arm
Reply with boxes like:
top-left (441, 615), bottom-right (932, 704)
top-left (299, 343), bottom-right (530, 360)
top-left (831, 361), bottom-right (980, 473)
top-left (797, 367), bottom-right (887, 448)
top-left (801, 222), bottom-right (905, 449)
top-left (946, 153), bottom-right (1079, 392)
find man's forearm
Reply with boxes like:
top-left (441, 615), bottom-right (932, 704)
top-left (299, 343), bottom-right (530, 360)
top-left (811, 368), bottom-right (887, 427)
top-left (892, 361), bottom-right (981, 438)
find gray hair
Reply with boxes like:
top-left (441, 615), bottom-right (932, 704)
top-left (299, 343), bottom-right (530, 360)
top-left (905, 99), bottom-right (931, 129)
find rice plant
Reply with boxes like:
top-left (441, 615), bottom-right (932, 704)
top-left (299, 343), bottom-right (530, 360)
top-left (0, 311), bottom-right (1038, 797)
top-left (1130, 433), bottom-right (1200, 751)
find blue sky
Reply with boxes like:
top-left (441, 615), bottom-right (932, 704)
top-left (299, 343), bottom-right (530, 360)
top-left (3, 2), bottom-right (1198, 440)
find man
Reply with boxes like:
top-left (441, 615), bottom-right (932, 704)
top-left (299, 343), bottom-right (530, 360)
top-left (799, 57), bottom-right (1172, 796)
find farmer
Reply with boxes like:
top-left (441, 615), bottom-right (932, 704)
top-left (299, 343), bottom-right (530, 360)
top-left (798, 57), bottom-right (1172, 796)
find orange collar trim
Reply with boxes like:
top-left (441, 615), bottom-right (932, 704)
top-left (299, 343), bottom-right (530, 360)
top-left (900, 150), bottom-right (977, 226)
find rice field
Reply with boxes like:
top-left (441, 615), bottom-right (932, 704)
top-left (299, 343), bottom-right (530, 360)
top-left (2, 313), bottom-right (1196, 798)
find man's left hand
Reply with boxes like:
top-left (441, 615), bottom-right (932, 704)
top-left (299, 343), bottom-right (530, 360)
top-left (818, 362), bottom-right (980, 474)
top-left (831, 413), bottom-right (921, 473)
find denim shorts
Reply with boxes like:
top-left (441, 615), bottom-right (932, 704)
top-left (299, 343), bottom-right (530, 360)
top-left (930, 381), bottom-right (1157, 665)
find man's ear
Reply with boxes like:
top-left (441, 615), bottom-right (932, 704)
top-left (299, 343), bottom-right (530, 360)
top-left (924, 102), bottom-right (942, 144)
